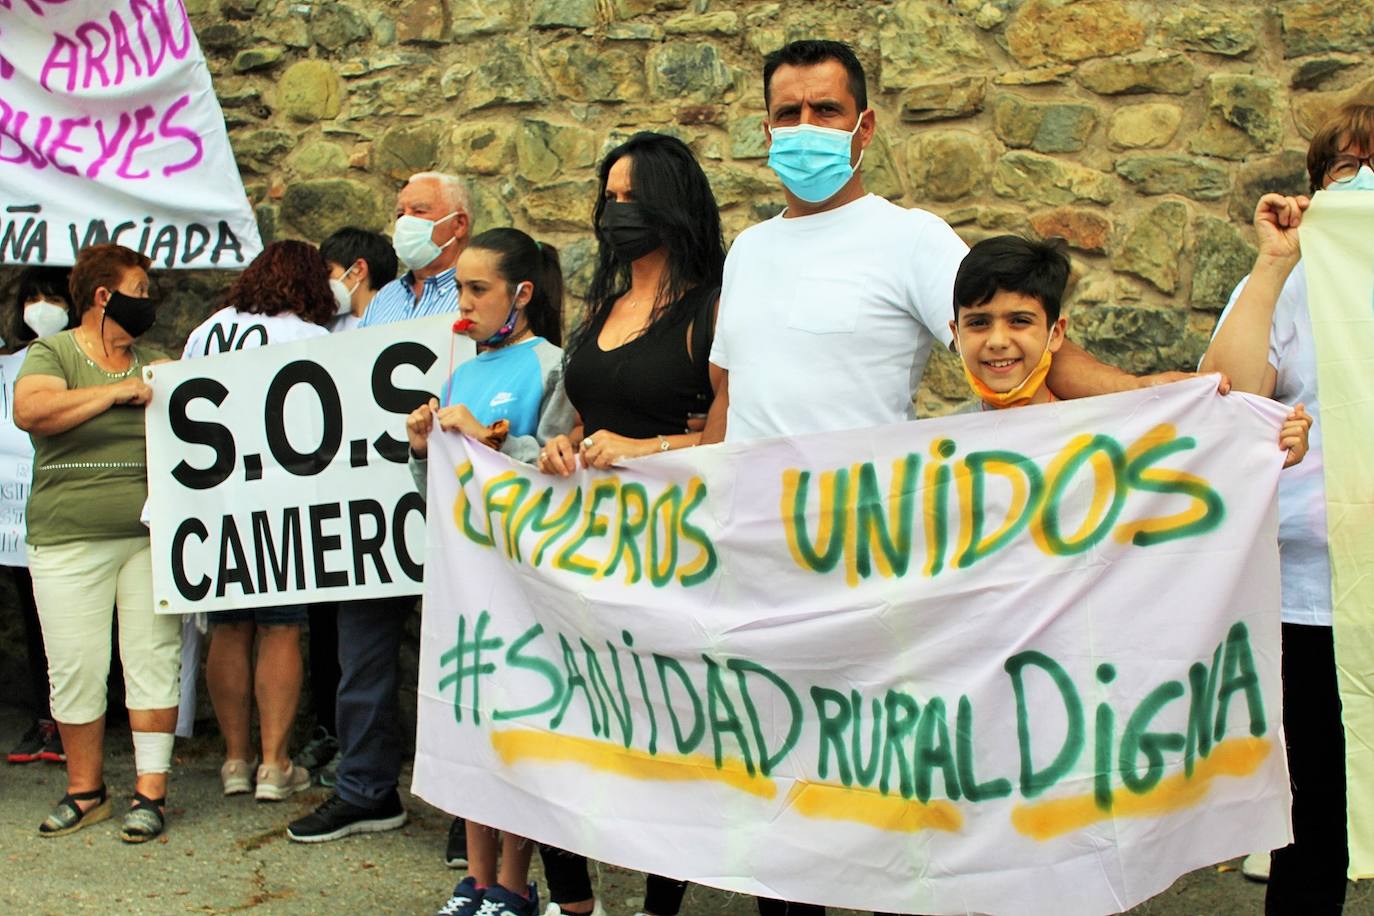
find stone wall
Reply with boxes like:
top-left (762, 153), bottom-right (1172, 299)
top-left (180, 0), bottom-right (1371, 411)
top-left (3, 0), bottom-right (1372, 400)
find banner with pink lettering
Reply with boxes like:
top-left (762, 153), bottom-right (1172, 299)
top-left (0, 0), bottom-right (261, 268)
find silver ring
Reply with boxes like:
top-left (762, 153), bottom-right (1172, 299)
top-left (582, 436), bottom-right (594, 449)
top-left (539, 451), bottom-right (546, 461)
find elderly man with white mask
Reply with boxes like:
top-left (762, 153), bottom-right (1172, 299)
top-left (358, 171), bottom-right (471, 328)
top-left (288, 171), bottom-right (471, 844)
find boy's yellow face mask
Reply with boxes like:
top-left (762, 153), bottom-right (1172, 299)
top-left (958, 345), bottom-right (1054, 409)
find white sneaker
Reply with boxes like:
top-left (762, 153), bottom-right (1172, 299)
top-left (220, 759), bottom-right (253, 796)
top-left (254, 762), bottom-right (312, 801)
top-left (1241, 851), bottom-right (1271, 882)
top-left (541, 902), bottom-right (606, 916)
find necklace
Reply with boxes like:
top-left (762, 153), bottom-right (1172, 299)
top-left (74, 326), bottom-right (137, 377)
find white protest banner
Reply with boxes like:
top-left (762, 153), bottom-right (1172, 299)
top-left (0, 0), bottom-right (261, 268)
top-left (1300, 190), bottom-right (1374, 877)
top-left (145, 315), bottom-right (470, 613)
top-left (0, 349), bottom-right (32, 565)
top-left (414, 377), bottom-right (1292, 916)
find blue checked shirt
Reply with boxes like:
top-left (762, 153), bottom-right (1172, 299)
top-left (358, 267), bottom-right (458, 327)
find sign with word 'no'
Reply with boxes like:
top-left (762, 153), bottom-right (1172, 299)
top-left (413, 377), bottom-right (1293, 916)
top-left (145, 315), bottom-right (469, 612)
top-left (0, 0), bottom-right (261, 268)
top-left (0, 350), bottom-right (32, 566)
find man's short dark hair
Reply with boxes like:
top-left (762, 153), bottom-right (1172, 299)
top-left (953, 236), bottom-right (1070, 324)
top-left (319, 226), bottom-right (398, 292)
top-left (763, 40), bottom-right (867, 114)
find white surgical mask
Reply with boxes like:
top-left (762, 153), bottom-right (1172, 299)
top-left (24, 299), bottom-right (69, 338)
top-left (329, 268), bottom-right (359, 316)
top-left (393, 211), bottom-right (457, 272)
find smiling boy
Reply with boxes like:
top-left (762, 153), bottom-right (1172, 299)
top-left (949, 236), bottom-right (1069, 410)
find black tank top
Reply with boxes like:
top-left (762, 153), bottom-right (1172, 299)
top-left (564, 285), bottom-right (717, 439)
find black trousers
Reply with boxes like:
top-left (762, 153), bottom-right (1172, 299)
top-left (1266, 622), bottom-right (1348, 915)
top-left (539, 845), bottom-right (686, 914)
top-left (756, 901), bottom-right (825, 916)
top-left (334, 596), bottom-right (414, 808)
top-left (11, 566), bottom-right (49, 720)
top-left (307, 601), bottom-right (341, 734)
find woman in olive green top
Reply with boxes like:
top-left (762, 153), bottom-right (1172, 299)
top-left (13, 244), bottom-right (178, 844)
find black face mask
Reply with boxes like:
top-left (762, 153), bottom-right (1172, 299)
top-left (102, 290), bottom-right (157, 338)
top-left (598, 201), bottom-right (663, 263)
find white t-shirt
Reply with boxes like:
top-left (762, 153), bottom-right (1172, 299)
top-left (329, 313), bottom-right (360, 334)
top-left (1213, 261), bottom-right (1331, 627)
top-left (711, 194), bottom-right (968, 442)
top-left (182, 306), bottom-right (330, 359)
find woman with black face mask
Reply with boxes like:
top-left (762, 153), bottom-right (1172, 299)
top-left (535, 132), bottom-right (726, 916)
top-left (13, 243), bottom-right (180, 845)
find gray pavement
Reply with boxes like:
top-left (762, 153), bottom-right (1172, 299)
top-left (1, 703), bottom-right (1368, 915)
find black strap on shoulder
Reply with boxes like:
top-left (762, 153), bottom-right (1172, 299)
top-left (689, 286), bottom-right (719, 405)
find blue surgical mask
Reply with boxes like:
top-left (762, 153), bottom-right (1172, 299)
top-left (766, 117), bottom-right (865, 204)
top-left (1329, 165), bottom-right (1374, 192)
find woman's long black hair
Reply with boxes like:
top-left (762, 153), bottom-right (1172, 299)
top-left (566, 132), bottom-right (725, 356)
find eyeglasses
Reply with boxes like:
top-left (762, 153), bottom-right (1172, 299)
top-left (1325, 154), bottom-right (1374, 183)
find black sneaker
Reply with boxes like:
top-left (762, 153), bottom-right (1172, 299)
top-left (287, 791), bottom-right (406, 843)
top-left (445, 815), bottom-right (468, 868)
top-left (7, 721), bottom-right (44, 764)
top-left (294, 726), bottom-right (339, 773)
top-left (37, 720), bottom-right (65, 764)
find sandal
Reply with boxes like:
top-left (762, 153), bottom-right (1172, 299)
top-left (38, 784), bottom-right (111, 837)
top-left (119, 791), bottom-right (166, 844)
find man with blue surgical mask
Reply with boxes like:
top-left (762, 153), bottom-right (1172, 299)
top-left (289, 171), bottom-right (471, 848)
top-left (701, 38), bottom-right (1211, 916)
top-left (703, 40), bottom-right (1189, 451)
top-left (357, 171), bottom-right (470, 328)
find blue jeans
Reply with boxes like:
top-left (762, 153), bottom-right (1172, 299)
top-left (333, 595), bottom-right (415, 809)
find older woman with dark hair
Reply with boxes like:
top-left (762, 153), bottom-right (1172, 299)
top-left (182, 240), bottom-right (335, 803)
top-left (14, 243), bottom-right (176, 843)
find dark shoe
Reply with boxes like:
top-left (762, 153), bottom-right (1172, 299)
top-left (38, 784), bottom-right (111, 837)
top-left (119, 791), bottom-right (166, 844)
top-left (446, 816), bottom-right (468, 868)
top-left (479, 883), bottom-right (540, 916)
top-left (37, 720), bottom-right (65, 763)
top-left (294, 725), bottom-right (340, 773)
top-left (286, 791), bottom-right (406, 843)
top-left (7, 720), bottom-right (45, 764)
top-left (438, 876), bottom-right (484, 916)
